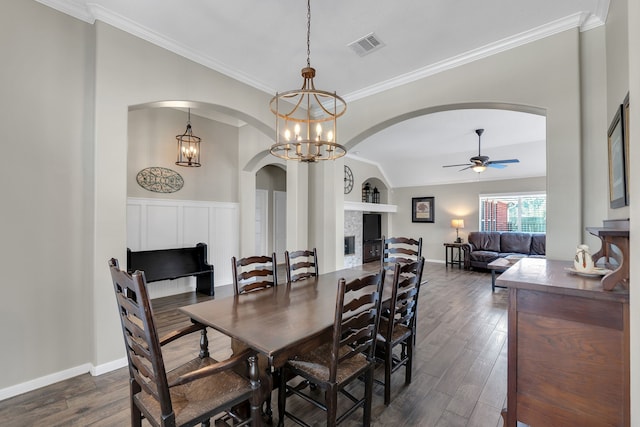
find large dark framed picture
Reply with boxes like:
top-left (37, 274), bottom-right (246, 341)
top-left (608, 104), bottom-right (627, 209)
top-left (623, 93), bottom-right (630, 205)
top-left (412, 196), bottom-right (434, 223)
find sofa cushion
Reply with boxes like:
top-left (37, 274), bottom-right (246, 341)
top-left (469, 250), bottom-right (500, 264)
top-left (500, 232), bottom-right (532, 254)
top-left (530, 233), bottom-right (546, 255)
top-left (468, 231), bottom-right (501, 252)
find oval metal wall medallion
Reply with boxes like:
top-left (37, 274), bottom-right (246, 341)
top-left (136, 167), bottom-right (184, 193)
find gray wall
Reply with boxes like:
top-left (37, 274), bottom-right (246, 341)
top-left (605, 0), bottom-right (630, 221)
top-left (0, 0), bottom-right (94, 389)
top-left (624, 0), bottom-right (639, 421)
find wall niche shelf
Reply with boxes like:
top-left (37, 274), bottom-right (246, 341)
top-left (344, 201), bottom-right (397, 213)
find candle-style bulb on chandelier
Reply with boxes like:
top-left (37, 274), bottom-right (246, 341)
top-left (269, 0), bottom-right (347, 162)
top-left (176, 108), bottom-right (201, 167)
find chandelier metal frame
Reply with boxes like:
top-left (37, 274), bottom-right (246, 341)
top-left (269, 0), bottom-right (347, 162)
top-left (175, 108), bottom-right (201, 167)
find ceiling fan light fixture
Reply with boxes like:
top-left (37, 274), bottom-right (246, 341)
top-left (472, 164), bottom-right (487, 173)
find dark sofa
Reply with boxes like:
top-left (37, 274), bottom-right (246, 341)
top-left (464, 231), bottom-right (546, 269)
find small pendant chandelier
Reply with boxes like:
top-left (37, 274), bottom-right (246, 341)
top-left (269, 0), bottom-right (347, 162)
top-left (175, 108), bottom-right (201, 167)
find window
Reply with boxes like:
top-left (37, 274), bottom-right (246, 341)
top-left (479, 193), bottom-right (546, 232)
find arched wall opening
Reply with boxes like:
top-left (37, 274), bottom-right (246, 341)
top-left (341, 102), bottom-right (547, 264)
top-left (125, 101), bottom-right (287, 296)
top-left (255, 165), bottom-right (287, 257)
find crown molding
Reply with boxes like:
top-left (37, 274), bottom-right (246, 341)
top-left (87, 4), bottom-right (275, 95)
top-left (344, 11), bottom-right (606, 103)
top-left (35, 1), bottom-right (609, 102)
top-left (35, 0), bottom-right (94, 23)
top-left (35, 0), bottom-right (275, 95)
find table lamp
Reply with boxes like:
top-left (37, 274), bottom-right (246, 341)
top-left (451, 219), bottom-right (465, 243)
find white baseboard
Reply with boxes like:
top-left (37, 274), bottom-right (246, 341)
top-left (0, 357), bottom-right (128, 401)
top-left (91, 357), bottom-right (128, 376)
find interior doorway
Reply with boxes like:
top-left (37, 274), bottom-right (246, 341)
top-left (255, 165), bottom-right (287, 257)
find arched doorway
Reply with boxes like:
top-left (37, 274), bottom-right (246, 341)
top-left (255, 165), bottom-right (287, 257)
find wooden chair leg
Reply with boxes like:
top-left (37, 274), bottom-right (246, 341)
top-left (326, 384), bottom-right (338, 427)
top-left (130, 379), bottom-right (142, 427)
top-left (384, 343), bottom-right (393, 405)
top-left (364, 367), bottom-right (373, 426)
top-left (406, 338), bottom-right (413, 385)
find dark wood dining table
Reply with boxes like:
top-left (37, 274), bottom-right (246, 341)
top-left (179, 266), bottom-right (381, 369)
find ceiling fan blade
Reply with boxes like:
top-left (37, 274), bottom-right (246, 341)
top-left (458, 165), bottom-right (473, 171)
top-left (487, 159), bottom-right (520, 164)
top-left (487, 163), bottom-right (507, 169)
top-left (443, 163), bottom-right (472, 168)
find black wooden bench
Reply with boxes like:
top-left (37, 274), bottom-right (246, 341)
top-left (127, 243), bottom-right (215, 296)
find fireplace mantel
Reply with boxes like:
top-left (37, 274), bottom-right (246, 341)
top-left (344, 201), bottom-right (397, 213)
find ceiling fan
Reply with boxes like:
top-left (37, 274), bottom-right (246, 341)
top-left (443, 129), bottom-right (520, 172)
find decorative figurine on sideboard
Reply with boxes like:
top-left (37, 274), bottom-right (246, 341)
top-left (574, 244), bottom-right (594, 272)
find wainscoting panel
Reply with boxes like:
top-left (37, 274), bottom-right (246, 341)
top-left (183, 205), bottom-right (211, 246)
top-left (146, 204), bottom-right (180, 248)
top-left (127, 198), bottom-right (240, 297)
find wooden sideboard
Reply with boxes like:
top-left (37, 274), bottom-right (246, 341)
top-left (497, 258), bottom-right (629, 427)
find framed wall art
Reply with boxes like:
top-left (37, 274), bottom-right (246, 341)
top-left (623, 92), bottom-right (630, 205)
top-left (412, 196), bottom-right (435, 223)
top-left (607, 105), bottom-right (626, 208)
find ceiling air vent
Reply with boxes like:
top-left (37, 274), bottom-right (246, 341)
top-left (347, 32), bottom-right (385, 57)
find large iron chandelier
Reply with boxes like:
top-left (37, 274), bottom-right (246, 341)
top-left (175, 108), bottom-right (201, 167)
top-left (269, 0), bottom-right (347, 162)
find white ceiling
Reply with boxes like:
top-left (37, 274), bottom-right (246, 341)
top-left (38, 0), bottom-right (608, 186)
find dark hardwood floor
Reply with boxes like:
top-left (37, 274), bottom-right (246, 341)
top-left (0, 263), bottom-right (510, 427)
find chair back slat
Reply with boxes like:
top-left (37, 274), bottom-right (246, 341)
top-left (108, 259), bottom-right (173, 417)
top-left (381, 236), bottom-right (423, 271)
top-left (232, 253), bottom-right (277, 295)
top-left (394, 287), bottom-right (419, 325)
top-left (330, 272), bottom-right (384, 383)
top-left (285, 248), bottom-right (319, 283)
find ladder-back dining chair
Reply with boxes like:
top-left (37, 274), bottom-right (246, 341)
top-left (376, 257), bottom-right (425, 405)
top-left (277, 271), bottom-right (385, 427)
top-left (108, 258), bottom-right (260, 427)
top-left (381, 236), bottom-right (422, 271)
top-left (231, 253), bottom-right (279, 422)
top-left (284, 248), bottom-right (318, 283)
top-left (232, 253), bottom-right (278, 295)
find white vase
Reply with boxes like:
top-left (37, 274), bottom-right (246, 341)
top-left (574, 244), bottom-right (594, 272)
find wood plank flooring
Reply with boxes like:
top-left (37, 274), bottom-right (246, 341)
top-left (0, 263), bottom-right (511, 427)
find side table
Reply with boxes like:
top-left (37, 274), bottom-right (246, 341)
top-left (443, 242), bottom-right (469, 269)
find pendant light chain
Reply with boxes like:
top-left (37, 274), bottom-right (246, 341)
top-left (306, 0), bottom-right (311, 69)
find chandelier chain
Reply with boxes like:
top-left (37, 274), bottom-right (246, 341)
top-left (306, 0), bottom-right (311, 68)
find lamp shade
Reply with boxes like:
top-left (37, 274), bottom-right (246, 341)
top-left (451, 219), bottom-right (465, 229)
